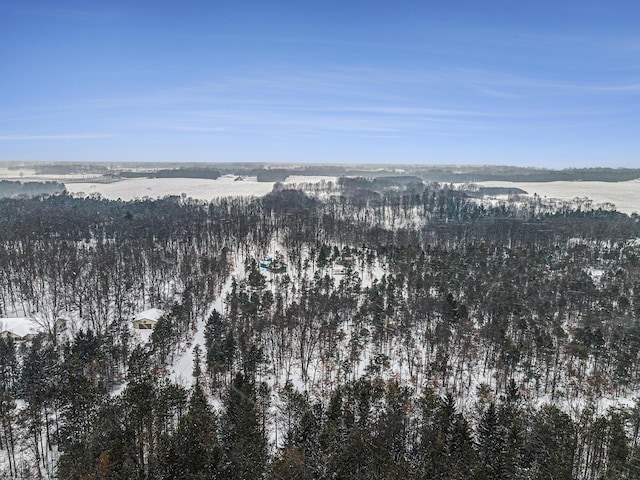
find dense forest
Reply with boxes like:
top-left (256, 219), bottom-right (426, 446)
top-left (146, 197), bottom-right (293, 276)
top-left (0, 180), bottom-right (66, 199)
top-left (1, 178), bottom-right (640, 478)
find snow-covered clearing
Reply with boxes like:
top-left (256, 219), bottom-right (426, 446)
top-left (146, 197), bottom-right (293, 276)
top-left (64, 175), bottom-right (337, 201)
top-left (476, 179), bottom-right (640, 215)
top-left (0, 166), bottom-right (104, 182)
top-left (66, 176), bottom-right (275, 201)
top-left (283, 175), bottom-right (337, 185)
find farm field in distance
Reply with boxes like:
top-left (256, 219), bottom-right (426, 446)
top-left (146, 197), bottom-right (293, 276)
top-left (475, 180), bottom-right (640, 216)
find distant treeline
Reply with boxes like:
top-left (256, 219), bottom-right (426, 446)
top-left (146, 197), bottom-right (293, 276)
top-left (464, 186), bottom-right (529, 198)
top-left (0, 180), bottom-right (66, 198)
top-left (9, 162), bottom-right (640, 184)
top-left (338, 175), bottom-right (425, 192)
top-left (120, 168), bottom-right (221, 180)
top-left (245, 167), bottom-right (425, 181)
top-left (337, 179), bottom-right (531, 198)
top-left (239, 166), bottom-right (640, 183)
top-left (35, 163), bottom-right (110, 175)
top-left (120, 168), bottom-right (289, 182)
top-left (255, 169), bottom-right (289, 182)
top-left (420, 167), bottom-right (640, 183)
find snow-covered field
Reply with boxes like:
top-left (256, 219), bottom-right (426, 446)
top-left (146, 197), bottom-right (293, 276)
top-left (0, 166), bottom-right (104, 182)
top-left (65, 175), bottom-right (338, 201)
top-left (66, 176), bottom-right (276, 201)
top-left (284, 175), bottom-right (338, 184)
top-left (0, 166), bottom-right (37, 178)
top-left (476, 179), bottom-right (640, 215)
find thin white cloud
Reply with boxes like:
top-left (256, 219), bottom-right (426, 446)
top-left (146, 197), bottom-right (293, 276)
top-left (4, 4), bottom-right (117, 22)
top-left (85, 64), bottom-right (640, 119)
top-left (138, 108), bottom-right (496, 136)
top-left (0, 134), bottom-right (111, 141)
top-left (15, 64), bottom-right (636, 145)
top-left (172, 127), bottom-right (227, 132)
top-left (449, 68), bottom-right (640, 95)
top-left (316, 106), bottom-right (497, 117)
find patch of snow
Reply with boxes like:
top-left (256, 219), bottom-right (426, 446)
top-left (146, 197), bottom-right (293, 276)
top-left (135, 308), bottom-right (164, 322)
top-left (586, 267), bottom-right (605, 283)
top-left (475, 180), bottom-right (640, 215)
top-left (65, 176), bottom-right (340, 202)
top-left (0, 317), bottom-right (39, 338)
top-left (132, 328), bottom-right (154, 344)
top-left (283, 175), bottom-right (337, 185)
top-left (66, 177), bottom-right (276, 201)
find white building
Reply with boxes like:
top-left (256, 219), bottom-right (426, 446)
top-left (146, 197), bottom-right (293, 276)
top-left (132, 308), bottom-right (164, 330)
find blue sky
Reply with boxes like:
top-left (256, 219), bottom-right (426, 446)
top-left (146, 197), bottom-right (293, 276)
top-left (1, 0), bottom-right (639, 167)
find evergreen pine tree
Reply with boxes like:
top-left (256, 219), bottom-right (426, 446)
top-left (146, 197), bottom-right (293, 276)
top-left (156, 383), bottom-right (220, 479)
top-left (606, 410), bottom-right (629, 479)
top-left (220, 373), bottom-right (268, 480)
top-left (477, 402), bottom-right (505, 478)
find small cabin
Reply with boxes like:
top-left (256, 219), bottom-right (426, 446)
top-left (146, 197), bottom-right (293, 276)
top-left (259, 256), bottom-right (287, 274)
top-left (132, 308), bottom-right (164, 330)
top-left (332, 264), bottom-right (347, 275)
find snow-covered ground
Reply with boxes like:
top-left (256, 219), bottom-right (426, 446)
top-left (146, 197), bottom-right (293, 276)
top-left (168, 252), bottom-right (245, 388)
top-left (476, 179), bottom-right (640, 215)
top-left (0, 166), bottom-right (104, 182)
top-left (64, 175), bottom-right (337, 201)
top-left (66, 176), bottom-right (276, 201)
top-left (284, 175), bottom-right (338, 185)
top-left (0, 166), bottom-right (37, 178)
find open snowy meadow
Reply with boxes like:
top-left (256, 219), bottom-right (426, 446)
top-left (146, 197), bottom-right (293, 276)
top-left (64, 175), bottom-right (338, 201)
top-left (66, 176), bottom-right (276, 201)
top-left (476, 179), bottom-right (640, 215)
